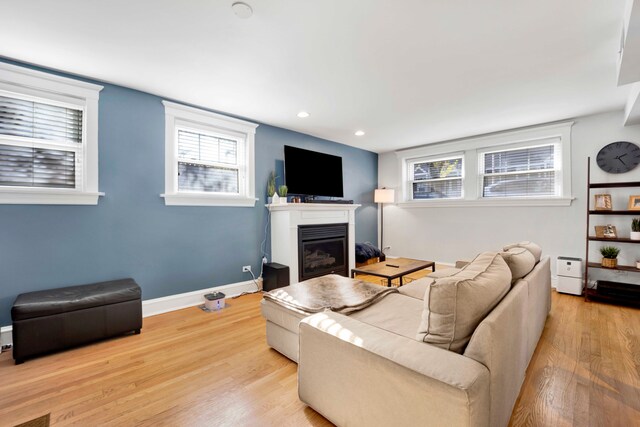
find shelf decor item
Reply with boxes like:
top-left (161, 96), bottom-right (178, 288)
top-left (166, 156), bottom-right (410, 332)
top-left (600, 246), bottom-right (620, 268)
top-left (595, 225), bottom-right (617, 238)
top-left (632, 218), bottom-right (640, 240)
top-left (594, 194), bottom-right (612, 210)
top-left (628, 195), bottom-right (640, 210)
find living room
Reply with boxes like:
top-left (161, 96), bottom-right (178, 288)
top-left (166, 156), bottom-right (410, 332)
top-left (1, 1), bottom-right (639, 426)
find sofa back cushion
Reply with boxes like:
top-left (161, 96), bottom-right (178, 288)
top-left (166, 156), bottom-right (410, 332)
top-left (416, 252), bottom-right (512, 353)
top-left (503, 241), bottom-right (542, 263)
top-left (500, 247), bottom-right (536, 282)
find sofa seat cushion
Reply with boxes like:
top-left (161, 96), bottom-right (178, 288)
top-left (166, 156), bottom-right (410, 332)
top-left (261, 298), bottom-right (309, 334)
top-left (426, 267), bottom-right (462, 279)
top-left (12, 279), bottom-right (141, 321)
top-left (500, 247), bottom-right (536, 282)
top-left (504, 241), bottom-right (542, 263)
top-left (350, 293), bottom-right (423, 340)
top-left (417, 252), bottom-right (512, 353)
top-left (398, 277), bottom-right (434, 299)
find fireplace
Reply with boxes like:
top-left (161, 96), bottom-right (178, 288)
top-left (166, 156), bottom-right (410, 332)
top-left (269, 203), bottom-right (358, 285)
top-left (298, 223), bottom-right (348, 281)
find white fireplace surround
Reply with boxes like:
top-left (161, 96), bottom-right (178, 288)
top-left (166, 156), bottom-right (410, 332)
top-left (268, 203), bottom-right (360, 284)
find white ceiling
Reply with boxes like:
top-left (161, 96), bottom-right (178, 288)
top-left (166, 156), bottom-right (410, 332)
top-left (0, 0), bottom-right (631, 153)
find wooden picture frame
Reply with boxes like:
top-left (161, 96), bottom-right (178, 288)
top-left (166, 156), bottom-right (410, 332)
top-left (595, 225), bottom-right (617, 238)
top-left (628, 195), bottom-right (640, 210)
top-left (594, 194), bottom-right (612, 211)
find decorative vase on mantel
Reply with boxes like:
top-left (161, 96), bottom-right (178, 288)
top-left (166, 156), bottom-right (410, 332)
top-left (271, 193), bottom-right (280, 205)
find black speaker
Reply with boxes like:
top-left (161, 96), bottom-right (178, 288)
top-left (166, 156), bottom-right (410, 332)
top-left (263, 262), bottom-right (290, 292)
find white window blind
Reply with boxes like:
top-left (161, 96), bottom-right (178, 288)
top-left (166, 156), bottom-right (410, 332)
top-left (177, 128), bottom-right (240, 193)
top-left (481, 142), bottom-right (558, 198)
top-left (0, 94), bottom-right (83, 190)
top-left (409, 156), bottom-right (463, 199)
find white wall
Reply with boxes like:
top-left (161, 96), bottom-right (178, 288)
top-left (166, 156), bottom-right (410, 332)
top-left (378, 110), bottom-right (640, 284)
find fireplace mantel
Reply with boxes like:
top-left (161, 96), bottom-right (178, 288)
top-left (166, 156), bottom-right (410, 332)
top-left (267, 203), bottom-right (360, 284)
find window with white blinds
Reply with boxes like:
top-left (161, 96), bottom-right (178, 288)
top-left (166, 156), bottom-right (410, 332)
top-left (0, 63), bottom-right (102, 205)
top-left (409, 156), bottom-right (463, 199)
top-left (398, 122), bottom-right (572, 206)
top-left (480, 142), bottom-right (559, 198)
top-left (162, 100), bottom-right (258, 207)
top-left (0, 95), bottom-right (83, 189)
top-left (177, 129), bottom-right (240, 194)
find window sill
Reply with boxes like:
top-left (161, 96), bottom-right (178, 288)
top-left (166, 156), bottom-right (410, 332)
top-left (397, 197), bottom-right (574, 208)
top-left (161, 193), bottom-right (258, 207)
top-left (0, 189), bottom-right (104, 205)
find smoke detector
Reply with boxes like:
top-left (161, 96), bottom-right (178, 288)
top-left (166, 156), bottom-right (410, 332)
top-left (232, 2), bottom-right (253, 19)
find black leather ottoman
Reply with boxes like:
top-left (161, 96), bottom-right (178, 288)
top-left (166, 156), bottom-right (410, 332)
top-left (11, 278), bottom-right (142, 364)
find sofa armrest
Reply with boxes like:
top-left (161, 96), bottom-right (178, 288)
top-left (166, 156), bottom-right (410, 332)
top-left (299, 312), bottom-right (490, 427)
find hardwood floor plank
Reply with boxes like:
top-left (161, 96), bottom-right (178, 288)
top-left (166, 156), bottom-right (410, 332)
top-left (1, 287), bottom-right (639, 426)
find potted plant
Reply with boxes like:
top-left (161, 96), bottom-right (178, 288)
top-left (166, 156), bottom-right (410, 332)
top-left (267, 171), bottom-right (276, 204)
top-left (278, 185), bottom-right (288, 204)
top-left (631, 218), bottom-right (640, 241)
top-left (600, 246), bottom-right (620, 268)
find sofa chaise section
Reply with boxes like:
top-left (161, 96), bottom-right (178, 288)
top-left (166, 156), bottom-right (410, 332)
top-left (299, 311), bottom-right (491, 427)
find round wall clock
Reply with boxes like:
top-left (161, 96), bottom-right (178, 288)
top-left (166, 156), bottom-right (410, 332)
top-left (596, 141), bottom-right (640, 173)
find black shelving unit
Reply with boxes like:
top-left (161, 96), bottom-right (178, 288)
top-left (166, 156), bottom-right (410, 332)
top-left (585, 157), bottom-right (640, 305)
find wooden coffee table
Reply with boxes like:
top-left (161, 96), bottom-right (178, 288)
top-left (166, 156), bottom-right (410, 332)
top-left (351, 258), bottom-right (435, 287)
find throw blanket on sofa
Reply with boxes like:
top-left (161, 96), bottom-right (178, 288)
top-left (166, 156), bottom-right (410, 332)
top-left (264, 274), bottom-right (398, 314)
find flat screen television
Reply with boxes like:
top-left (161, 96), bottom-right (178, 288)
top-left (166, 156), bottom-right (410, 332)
top-left (284, 145), bottom-right (344, 197)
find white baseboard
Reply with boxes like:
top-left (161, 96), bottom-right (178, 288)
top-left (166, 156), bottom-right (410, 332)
top-left (0, 278), bottom-right (262, 350)
top-left (142, 278), bottom-right (262, 317)
top-left (1, 326), bottom-right (12, 350)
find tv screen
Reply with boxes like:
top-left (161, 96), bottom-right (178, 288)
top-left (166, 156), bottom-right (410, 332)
top-left (284, 146), bottom-right (344, 197)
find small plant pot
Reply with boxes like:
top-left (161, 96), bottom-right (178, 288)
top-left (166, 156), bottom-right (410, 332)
top-left (602, 257), bottom-right (618, 268)
top-left (636, 261), bottom-right (640, 269)
top-left (279, 197), bottom-right (288, 204)
top-left (267, 197), bottom-right (273, 205)
top-left (631, 231), bottom-right (640, 241)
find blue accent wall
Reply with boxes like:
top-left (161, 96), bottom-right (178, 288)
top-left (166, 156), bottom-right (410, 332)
top-left (0, 60), bottom-right (378, 326)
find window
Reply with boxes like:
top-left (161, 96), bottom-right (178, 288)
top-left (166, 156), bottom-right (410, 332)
top-left (397, 121), bottom-right (573, 207)
top-left (0, 63), bottom-right (103, 204)
top-left (480, 141), bottom-right (560, 198)
top-left (162, 101), bottom-right (258, 206)
top-left (408, 155), bottom-right (463, 199)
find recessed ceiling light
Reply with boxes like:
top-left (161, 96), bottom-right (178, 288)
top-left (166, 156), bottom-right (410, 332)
top-left (355, 130), bottom-right (365, 136)
top-left (297, 111), bottom-right (310, 118)
top-left (232, 2), bottom-right (253, 19)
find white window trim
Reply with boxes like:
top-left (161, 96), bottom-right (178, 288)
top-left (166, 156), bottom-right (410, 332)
top-left (407, 153), bottom-right (465, 200)
top-left (477, 138), bottom-right (562, 199)
top-left (0, 63), bottom-right (104, 205)
top-left (161, 101), bottom-right (258, 207)
top-left (395, 121), bottom-right (574, 208)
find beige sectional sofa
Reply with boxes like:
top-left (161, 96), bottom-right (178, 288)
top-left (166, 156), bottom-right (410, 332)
top-left (296, 243), bottom-right (551, 427)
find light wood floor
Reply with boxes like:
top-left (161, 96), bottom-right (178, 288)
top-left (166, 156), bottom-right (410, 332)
top-left (0, 285), bottom-right (639, 426)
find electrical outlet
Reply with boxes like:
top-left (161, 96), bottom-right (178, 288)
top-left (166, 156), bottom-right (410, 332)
top-left (262, 256), bottom-right (268, 265)
top-left (242, 265), bottom-right (252, 273)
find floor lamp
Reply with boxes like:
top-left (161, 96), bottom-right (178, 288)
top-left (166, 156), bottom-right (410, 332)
top-left (374, 188), bottom-right (395, 254)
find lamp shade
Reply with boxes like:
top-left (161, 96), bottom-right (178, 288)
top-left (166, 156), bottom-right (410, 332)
top-left (374, 188), bottom-right (395, 204)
